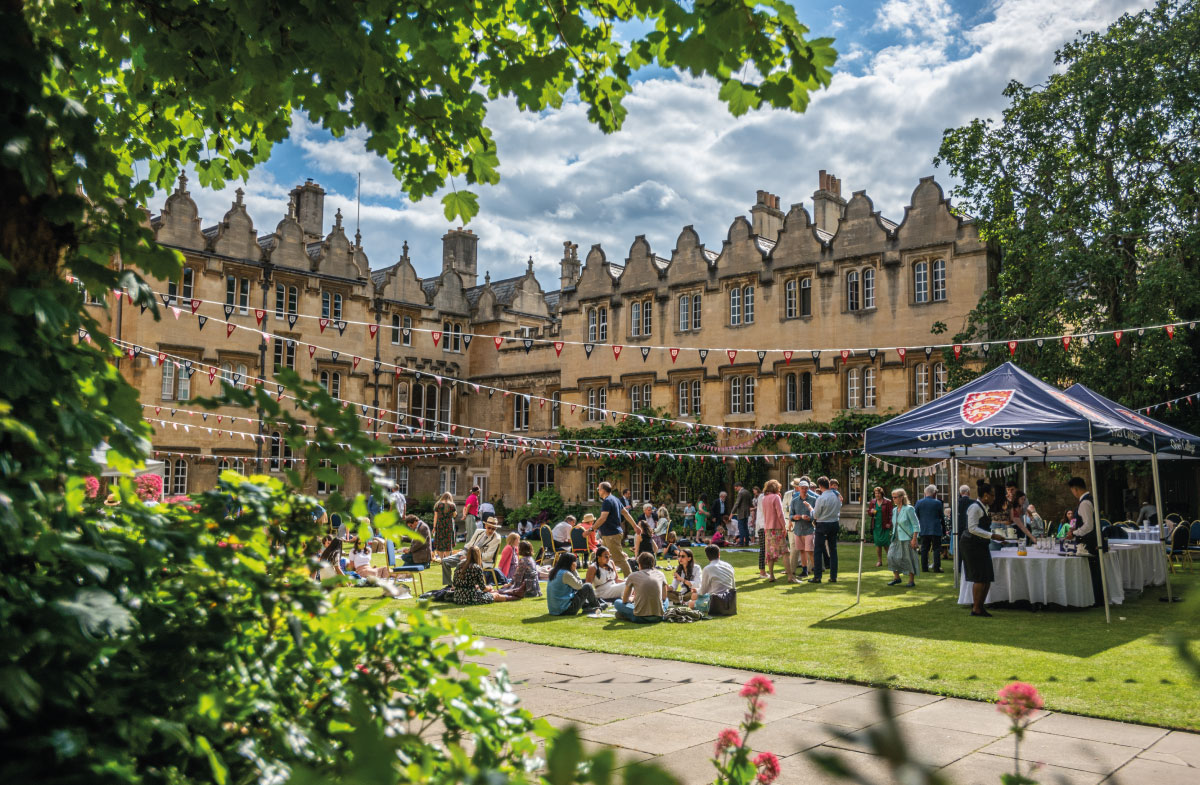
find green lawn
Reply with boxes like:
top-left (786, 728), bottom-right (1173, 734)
top-left (350, 546), bottom-right (1200, 731)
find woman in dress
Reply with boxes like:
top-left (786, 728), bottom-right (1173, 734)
top-left (866, 486), bottom-right (893, 567)
top-left (695, 498), bottom-right (709, 542)
top-left (760, 479), bottom-right (790, 582)
top-left (493, 541), bottom-right (540, 601)
top-left (667, 547), bottom-right (701, 604)
top-left (886, 488), bottom-right (920, 587)
top-left (431, 492), bottom-right (456, 560)
top-left (451, 546), bottom-right (493, 605)
top-left (585, 545), bottom-right (625, 600)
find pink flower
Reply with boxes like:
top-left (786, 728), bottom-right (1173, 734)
top-left (753, 751), bottom-right (781, 784)
top-left (740, 675), bottom-right (775, 699)
top-left (997, 682), bottom-right (1043, 723)
top-left (714, 728), bottom-right (742, 755)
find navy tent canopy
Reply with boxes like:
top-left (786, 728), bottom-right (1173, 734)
top-left (864, 362), bottom-right (1150, 460)
top-left (1063, 383), bottom-right (1200, 460)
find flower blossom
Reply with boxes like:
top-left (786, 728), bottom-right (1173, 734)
top-left (740, 675), bottom-right (775, 699)
top-left (997, 682), bottom-right (1043, 723)
top-left (714, 728), bottom-right (742, 755)
top-left (753, 751), bottom-right (781, 784)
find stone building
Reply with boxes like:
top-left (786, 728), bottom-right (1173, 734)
top-left (94, 171), bottom-right (994, 513)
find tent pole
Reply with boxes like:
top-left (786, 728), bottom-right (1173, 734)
top-left (951, 456), bottom-right (960, 592)
top-left (1150, 438), bottom-right (1174, 602)
top-left (1021, 458), bottom-right (1028, 492)
top-left (855, 451), bottom-right (870, 605)
top-left (1087, 440), bottom-right (1111, 623)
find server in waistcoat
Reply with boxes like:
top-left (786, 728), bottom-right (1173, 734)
top-left (1066, 477), bottom-right (1106, 607)
top-left (960, 483), bottom-right (1006, 617)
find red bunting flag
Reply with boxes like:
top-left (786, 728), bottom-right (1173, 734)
top-left (1008, 340), bottom-right (1017, 356)
top-left (319, 318), bottom-right (329, 332)
top-left (897, 347), bottom-right (907, 362)
top-left (157, 351), bottom-right (167, 365)
top-left (840, 349), bottom-right (850, 363)
top-left (254, 309), bottom-right (265, 325)
top-left (613, 345), bottom-right (623, 361)
top-left (727, 349), bottom-right (737, 364)
top-left (1166, 325), bottom-right (1175, 340)
top-left (553, 341), bottom-right (564, 356)
top-left (308, 345), bottom-right (317, 359)
top-left (670, 348), bottom-right (680, 363)
top-left (1114, 330), bottom-right (1123, 347)
top-left (226, 323), bottom-right (236, 338)
top-left (352, 356), bottom-right (361, 370)
top-left (208, 368), bottom-right (217, 384)
top-left (953, 344), bottom-right (962, 360)
top-left (493, 336), bottom-right (503, 350)
top-left (432, 331), bottom-right (441, 347)
top-left (783, 350), bottom-right (793, 364)
top-left (1062, 335), bottom-right (1071, 351)
top-left (190, 299), bottom-right (201, 314)
top-left (368, 324), bottom-right (378, 339)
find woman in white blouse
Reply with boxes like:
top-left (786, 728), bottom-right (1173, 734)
top-left (585, 546), bottom-right (626, 600)
top-left (667, 547), bottom-right (701, 605)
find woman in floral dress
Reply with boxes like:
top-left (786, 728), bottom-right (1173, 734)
top-left (451, 546), bottom-right (493, 605)
top-left (432, 492), bottom-right (456, 559)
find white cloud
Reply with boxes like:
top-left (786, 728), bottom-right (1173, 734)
top-left (161, 0), bottom-right (1156, 290)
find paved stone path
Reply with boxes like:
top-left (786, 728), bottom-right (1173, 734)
top-left (468, 637), bottom-right (1199, 785)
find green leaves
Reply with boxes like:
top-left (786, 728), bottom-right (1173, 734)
top-left (718, 80), bottom-right (762, 117)
top-left (53, 589), bottom-right (134, 637)
top-left (441, 189), bottom-right (480, 223)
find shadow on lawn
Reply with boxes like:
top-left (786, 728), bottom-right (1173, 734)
top-left (813, 594), bottom-right (1148, 657)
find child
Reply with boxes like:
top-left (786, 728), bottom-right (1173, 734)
top-left (663, 530), bottom-right (680, 559)
top-left (496, 532), bottom-right (520, 579)
top-left (711, 527), bottom-right (726, 547)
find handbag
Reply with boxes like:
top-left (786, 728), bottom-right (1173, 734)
top-left (694, 593), bottom-right (712, 615)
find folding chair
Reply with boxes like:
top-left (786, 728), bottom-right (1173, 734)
top-left (570, 526), bottom-right (591, 568)
top-left (1167, 522), bottom-right (1192, 572)
top-left (537, 525), bottom-right (556, 565)
top-left (388, 539), bottom-right (426, 594)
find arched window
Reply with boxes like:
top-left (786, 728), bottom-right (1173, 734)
top-left (166, 458), bottom-right (188, 495)
top-left (933, 362), bottom-right (948, 399)
top-left (730, 376), bottom-right (742, 413)
top-left (679, 295), bottom-right (691, 331)
top-left (642, 383), bottom-right (652, 410)
top-left (932, 259), bottom-right (947, 301)
top-left (915, 363), bottom-right (930, 405)
top-left (863, 367), bottom-right (877, 408)
top-left (847, 368), bottom-right (861, 409)
top-left (332, 293), bottom-right (343, 320)
top-left (316, 459), bottom-right (339, 495)
top-left (423, 383), bottom-right (438, 430)
top-left (785, 373), bottom-right (798, 411)
top-left (743, 376), bottom-right (755, 412)
top-left (217, 457), bottom-right (245, 475)
top-left (597, 307), bottom-right (608, 341)
top-left (275, 283), bottom-right (286, 317)
top-left (438, 384), bottom-right (450, 433)
top-left (410, 383), bottom-right (424, 427)
top-left (692, 294), bottom-right (702, 329)
top-left (526, 463), bottom-right (555, 500)
top-left (863, 268), bottom-right (875, 309)
top-left (785, 279), bottom-right (798, 319)
top-left (330, 372), bottom-right (341, 399)
top-left (321, 291), bottom-right (331, 318)
top-left (800, 278), bottom-right (812, 317)
top-left (588, 307), bottom-right (597, 342)
top-left (631, 384), bottom-right (642, 411)
top-left (391, 313), bottom-right (401, 344)
top-left (729, 287), bottom-right (742, 326)
top-left (742, 286), bottom-right (755, 324)
top-left (848, 464), bottom-right (862, 504)
top-left (642, 300), bottom-right (652, 335)
top-left (678, 381), bottom-right (690, 416)
top-left (222, 362), bottom-right (235, 386)
top-left (452, 323), bottom-right (462, 351)
top-left (800, 372), bottom-right (812, 411)
top-left (914, 261), bottom-right (929, 304)
top-left (586, 466), bottom-right (598, 501)
top-left (181, 268), bottom-right (193, 300)
top-left (847, 270), bottom-right (860, 311)
top-left (691, 380), bottom-right (701, 416)
top-left (551, 391), bottom-right (561, 428)
top-left (287, 286), bottom-right (298, 315)
top-left (631, 301), bottom-right (641, 336)
top-left (269, 431), bottom-right (282, 470)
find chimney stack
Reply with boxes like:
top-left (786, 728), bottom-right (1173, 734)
top-left (750, 189), bottom-right (785, 242)
top-left (441, 227), bottom-right (479, 287)
top-left (289, 179), bottom-right (325, 242)
top-left (560, 241), bottom-right (581, 291)
top-left (813, 170), bottom-right (846, 235)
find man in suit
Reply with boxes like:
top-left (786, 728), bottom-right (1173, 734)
top-left (441, 516), bottom-right (503, 584)
top-left (731, 482), bottom-right (752, 546)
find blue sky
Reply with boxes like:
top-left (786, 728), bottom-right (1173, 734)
top-left (176, 0), bottom-right (1151, 290)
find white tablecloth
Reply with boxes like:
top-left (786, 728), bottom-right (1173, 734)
top-left (1119, 530), bottom-right (1161, 542)
top-left (1109, 541), bottom-right (1166, 590)
top-left (958, 550), bottom-right (1125, 607)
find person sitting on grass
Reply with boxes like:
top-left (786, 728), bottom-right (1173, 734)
top-left (614, 552), bottom-right (666, 623)
top-left (451, 546), bottom-right (494, 606)
top-left (667, 547), bottom-right (700, 605)
top-left (313, 537), bottom-right (346, 581)
top-left (663, 531), bottom-right (680, 559)
top-left (496, 531), bottom-right (520, 579)
top-left (692, 544), bottom-right (737, 613)
top-left (546, 552), bottom-right (605, 616)
top-left (710, 527), bottom-right (726, 547)
top-left (493, 541), bottom-right (540, 601)
top-left (585, 545), bottom-right (626, 601)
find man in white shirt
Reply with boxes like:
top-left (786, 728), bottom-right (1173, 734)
top-left (389, 489), bottom-right (406, 519)
top-left (1067, 477), bottom-right (1105, 607)
top-left (694, 544), bottom-right (737, 615)
top-left (552, 516), bottom-right (575, 551)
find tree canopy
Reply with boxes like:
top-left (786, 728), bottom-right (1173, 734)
top-left (935, 0), bottom-right (1200, 428)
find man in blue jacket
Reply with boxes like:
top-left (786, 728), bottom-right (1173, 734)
top-left (915, 484), bottom-right (946, 573)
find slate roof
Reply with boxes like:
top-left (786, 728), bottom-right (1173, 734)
top-left (465, 274), bottom-right (524, 307)
top-left (703, 249), bottom-right (719, 263)
top-left (202, 225), bottom-right (219, 239)
top-left (544, 290), bottom-right (560, 310)
top-left (370, 268), bottom-right (388, 287)
top-left (754, 236), bottom-right (776, 254)
top-left (653, 255), bottom-right (670, 270)
top-left (306, 241), bottom-right (323, 259)
top-left (814, 228), bottom-right (834, 243)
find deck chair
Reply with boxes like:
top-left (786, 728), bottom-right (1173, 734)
top-left (570, 526), bottom-right (590, 568)
top-left (537, 525), bottom-right (555, 565)
top-left (388, 539), bottom-right (426, 594)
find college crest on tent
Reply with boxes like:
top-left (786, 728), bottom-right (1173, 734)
top-left (961, 390), bottom-right (1014, 425)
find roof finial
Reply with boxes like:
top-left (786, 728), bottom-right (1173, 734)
top-left (485, 270), bottom-right (491, 284)
top-left (287, 194), bottom-right (296, 218)
top-left (334, 208), bottom-right (343, 228)
top-left (234, 187), bottom-right (244, 205)
top-left (402, 240), bottom-right (409, 261)
top-left (177, 173), bottom-right (188, 193)
top-left (354, 228), bottom-right (362, 247)
top-left (527, 255), bottom-right (534, 273)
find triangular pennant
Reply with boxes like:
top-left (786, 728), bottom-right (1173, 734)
top-left (432, 331), bottom-right (442, 347)
top-left (231, 373), bottom-right (242, 385)
top-left (224, 304), bottom-right (234, 319)
top-left (331, 351), bottom-right (340, 362)
top-left (373, 360), bottom-right (381, 372)
top-left (287, 313), bottom-right (298, 328)
top-left (727, 349), bottom-right (738, 364)
top-left (254, 309), bottom-right (265, 325)
top-left (953, 344), bottom-right (962, 360)
top-left (171, 307), bottom-right (180, 319)
top-left (811, 350), bottom-right (821, 361)
top-left (981, 342), bottom-right (991, 356)
top-left (699, 349), bottom-right (709, 363)
top-left (1137, 328), bottom-right (1145, 337)
top-left (319, 318), bottom-right (329, 333)
top-left (1166, 325), bottom-right (1175, 340)
top-left (334, 320), bottom-right (346, 336)
top-left (641, 346), bottom-right (651, 362)
top-left (197, 315), bottom-right (208, 331)
top-left (226, 323), bottom-right (236, 338)
top-left (783, 350), bottom-right (793, 364)
top-left (157, 351), bottom-right (167, 365)
top-left (493, 335), bottom-right (503, 350)
top-left (867, 348), bottom-right (878, 360)
top-left (159, 293), bottom-right (171, 306)
top-left (612, 345), bottom-right (623, 361)
top-left (923, 346), bottom-right (933, 359)
top-left (553, 341), bottom-right (564, 357)
top-left (523, 338), bottom-right (533, 353)
top-left (756, 350), bottom-right (767, 365)
top-left (1061, 335), bottom-right (1071, 351)
top-left (1035, 338), bottom-right (1045, 350)
top-left (1114, 330), bottom-right (1122, 347)
top-left (190, 299), bottom-right (201, 314)
top-left (896, 347), bottom-right (906, 362)
top-left (368, 324), bottom-right (378, 339)
top-left (352, 356), bottom-right (361, 370)
top-left (1085, 333), bottom-right (1096, 345)
top-left (308, 345), bottom-right (317, 359)
top-left (1007, 340), bottom-right (1018, 356)
top-left (584, 343), bottom-right (594, 359)
top-left (840, 349), bottom-right (850, 363)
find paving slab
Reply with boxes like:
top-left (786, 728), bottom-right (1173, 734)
top-left (1138, 730), bottom-right (1200, 768)
top-left (579, 713), bottom-right (729, 755)
top-left (940, 751), bottom-right (1105, 785)
top-left (824, 718), bottom-right (996, 768)
top-left (776, 747), bottom-right (897, 785)
top-left (512, 685), bottom-right (605, 717)
top-left (551, 677), bottom-right (677, 698)
top-left (637, 679), bottom-right (743, 705)
top-left (663, 691), bottom-right (820, 726)
top-left (798, 693), bottom-right (921, 729)
top-left (1028, 711), bottom-right (1169, 748)
top-left (901, 696), bottom-right (1028, 737)
top-left (1104, 756), bottom-right (1200, 784)
top-left (766, 678), bottom-right (876, 707)
top-left (742, 717), bottom-right (845, 757)
top-left (552, 696), bottom-right (676, 725)
top-left (979, 730), bottom-right (1140, 775)
top-left (579, 739), bottom-right (656, 769)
